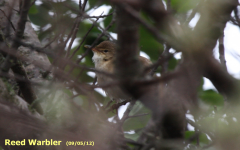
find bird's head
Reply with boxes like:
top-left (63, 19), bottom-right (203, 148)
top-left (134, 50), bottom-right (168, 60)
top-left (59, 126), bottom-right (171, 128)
top-left (85, 41), bottom-right (116, 63)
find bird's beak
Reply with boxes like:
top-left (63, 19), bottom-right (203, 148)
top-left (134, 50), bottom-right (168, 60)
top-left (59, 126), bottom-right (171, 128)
top-left (91, 48), bottom-right (98, 52)
top-left (84, 45), bottom-right (99, 52)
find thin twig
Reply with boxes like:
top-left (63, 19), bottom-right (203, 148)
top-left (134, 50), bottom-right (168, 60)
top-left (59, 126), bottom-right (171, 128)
top-left (90, 79), bottom-right (119, 89)
top-left (106, 99), bottom-right (131, 113)
top-left (87, 13), bottom-right (113, 18)
top-left (218, 33), bottom-right (227, 71)
top-left (234, 8), bottom-right (240, 23)
top-left (31, 0), bottom-right (36, 6)
top-left (0, 9), bottom-right (16, 31)
top-left (127, 113), bottom-right (149, 119)
top-left (63, 22), bottom-right (77, 47)
top-left (65, 16), bottom-right (83, 57)
top-left (69, 16), bottom-right (100, 59)
top-left (79, 0), bottom-right (82, 10)
top-left (76, 15), bottom-right (116, 64)
top-left (160, 44), bottom-right (171, 74)
top-left (183, 1), bottom-right (202, 25)
top-left (121, 3), bottom-right (184, 52)
top-left (42, 32), bottom-right (62, 49)
top-left (120, 3), bottom-right (164, 44)
top-left (230, 17), bottom-right (240, 26)
top-left (120, 101), bottom-right (136, 124)
top-left (82, 0), bottom-right (88, 12)
top-left (146, 52), bottom-right (173, 76)
top-left (64, 2), bottom-right (115, 41)
top-left (88, 17), bottom-right (116, 41)
top-left (104, 100), bottom-right (113, 110)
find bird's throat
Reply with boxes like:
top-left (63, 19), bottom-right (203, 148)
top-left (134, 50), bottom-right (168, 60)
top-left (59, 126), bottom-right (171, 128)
top-left (92, 53), bottom-right (112, 71)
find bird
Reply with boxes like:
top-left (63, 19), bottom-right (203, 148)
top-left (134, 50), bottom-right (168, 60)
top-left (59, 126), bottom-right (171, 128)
top-left (85, 41), bottom-right (153, 102)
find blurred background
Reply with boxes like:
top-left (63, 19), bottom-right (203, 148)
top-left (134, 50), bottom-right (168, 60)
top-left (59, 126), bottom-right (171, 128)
top-left (0, 0), bottom-right (240, 149)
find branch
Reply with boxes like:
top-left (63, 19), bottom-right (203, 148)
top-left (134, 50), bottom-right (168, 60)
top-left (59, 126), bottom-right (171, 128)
top-left (218, 33), bottom-right (227, 71)
top-left (69, 16), bottom-right (100, 59)
top-left (0, 9), bottom-right (16, 31)
top-left (106, 99), bottom-right (131, 113)
top-left (115, 4), bottom-right (141, 82)
top-left (76, 12), bottom-right (116, 64)
top-left (120, 100), bottom-right (136, 124)
top-left (87, 13), bottom-right (113, 18)
top-left (127, 113), bottom-right (149, 119)
top-left (0, 0), bottom-right (43, 114)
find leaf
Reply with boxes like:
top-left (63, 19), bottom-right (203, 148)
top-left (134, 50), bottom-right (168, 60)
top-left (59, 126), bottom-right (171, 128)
top-left (200, 89), bottom-right (224, 106)
top-left (29, 5), bottom-right (38, 14)
top-left (139, 26), bottom-right (164, 62)
top-left (52, 1), bottom-right (78, 14)
top-left (185, 131), bottom-right (195, 141)
top-left (140, 11), bottom-right (154, 24)
top-left (199, 133), bottom-right (210, 144)
top-left (29, 3), bottom-right (52, 26)
top-left (170, 0), bottom-right (200, 13)
top-left (88, 0), bottom-right (111, 9)
top-left (88, 0), bottom-right (98, 8)
top-left (168, 57), bottom-right (178, 70)
top-left (124, 132), bottom-right (140, 141)
top-left (185, 131), bottom-right (210, 145)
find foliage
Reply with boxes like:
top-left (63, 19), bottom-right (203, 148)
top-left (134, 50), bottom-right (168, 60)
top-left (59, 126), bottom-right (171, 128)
top-left (0, 0), bottom-right (239, 149)
top-left (26, 0), bottom-right (240, 149)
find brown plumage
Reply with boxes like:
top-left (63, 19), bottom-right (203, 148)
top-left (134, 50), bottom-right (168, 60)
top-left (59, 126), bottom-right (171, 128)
top-left (88, 41), bottom-right (153, 100)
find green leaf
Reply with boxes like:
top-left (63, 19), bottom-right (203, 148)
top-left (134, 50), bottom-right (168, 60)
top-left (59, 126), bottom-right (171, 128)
top-left (185, 131), bottom-right (210, 145)
top-left (170, 0), bottom-right (200, 13)
top-left (139, 26), bottom-right (164, 62)
top-left (200, 89), bottom-right (224, 106)
top-left (29, 3), bottom-right (52, 26)
top-left (140, 11), bottom-right (154, 24)
top-left (185, 131), bottom-right (195, 139)
top-left (124, 132), bottom-right (140, 141)
top-left (168, 57), bottom-right (178, 70)
top-left (88, 0), bottom-right (99, 8)
top-left (29, 5), bottom-right (38, 14)
top-left (199, 133), bottom-right (210, 144)
top-left (88, 0), bottom-right (111, 9)
top-left (52, 1), bottom-right (78, 14)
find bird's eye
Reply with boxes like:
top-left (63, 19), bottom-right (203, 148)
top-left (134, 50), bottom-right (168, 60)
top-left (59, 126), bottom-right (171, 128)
top-left (103, 50), bottom-right (108, 53)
